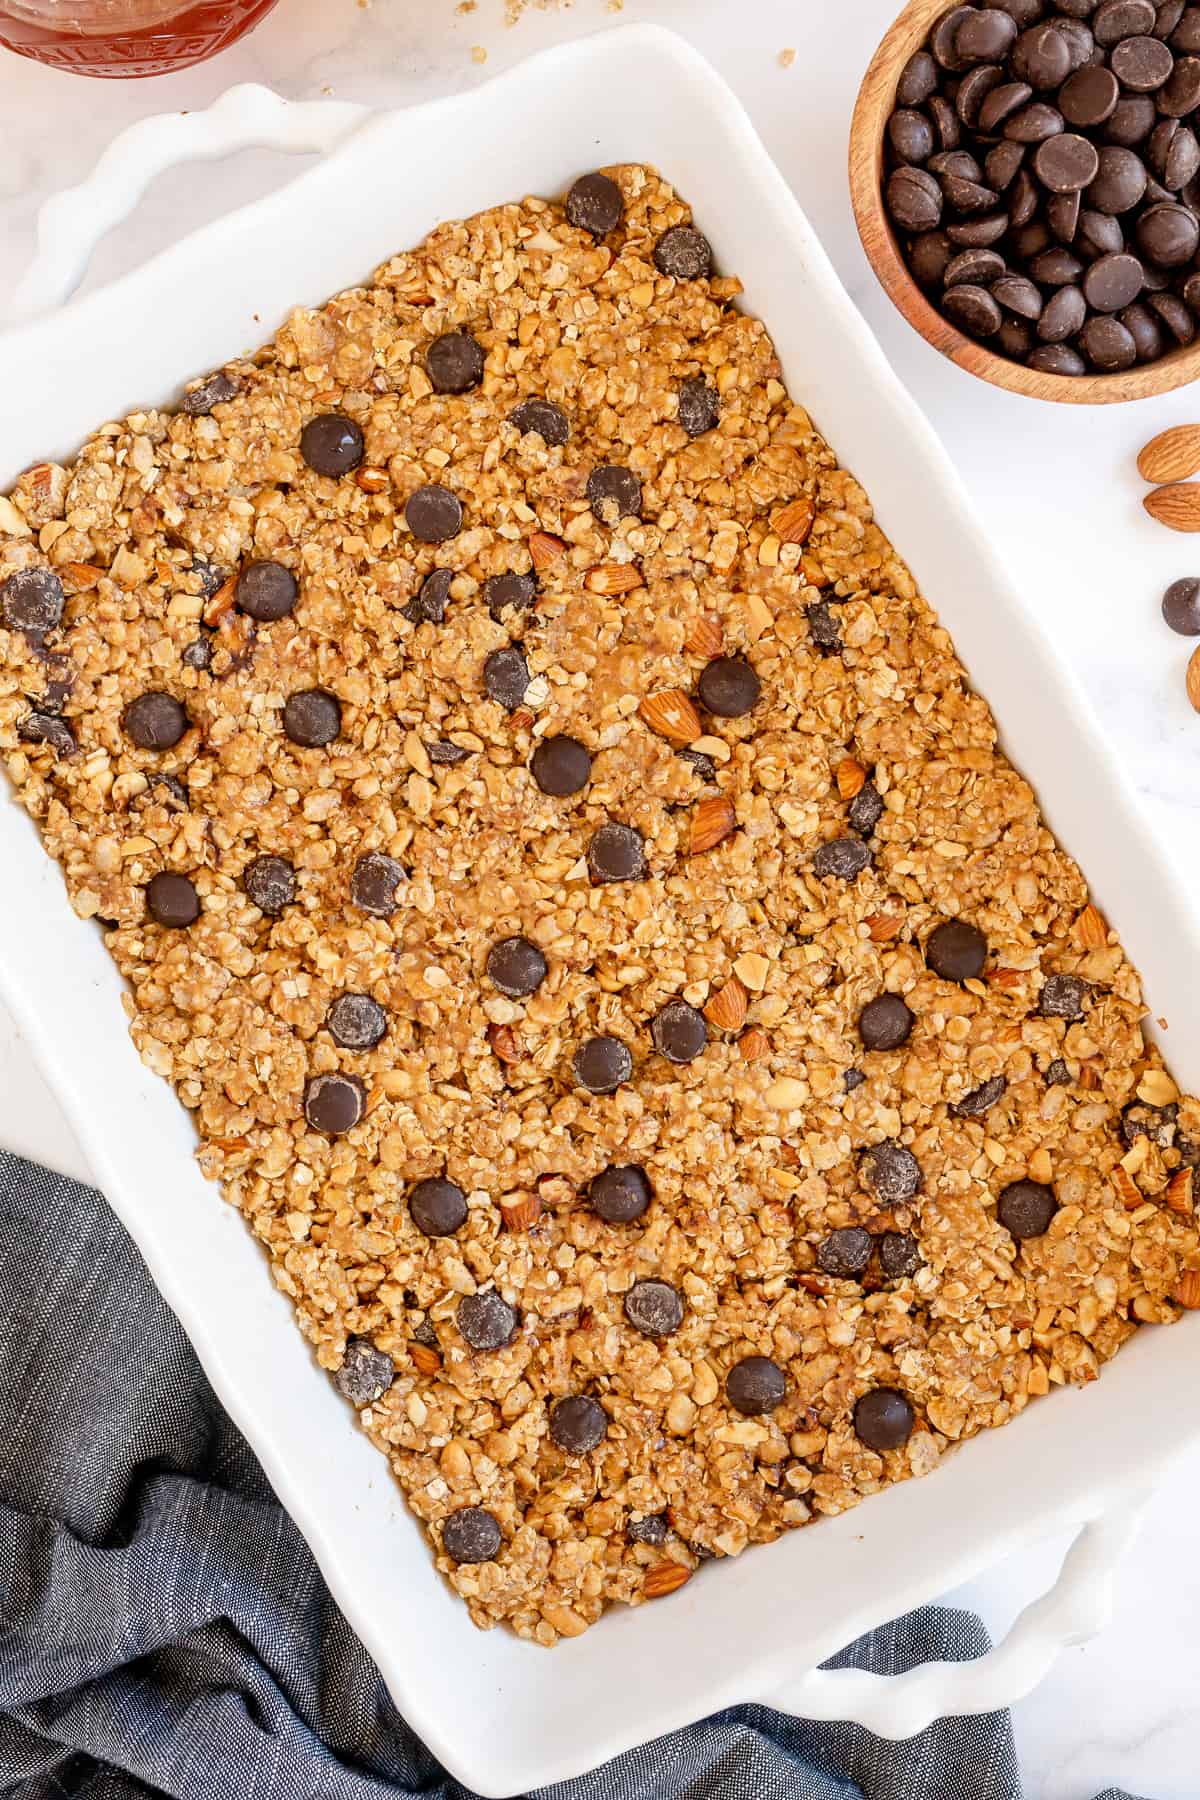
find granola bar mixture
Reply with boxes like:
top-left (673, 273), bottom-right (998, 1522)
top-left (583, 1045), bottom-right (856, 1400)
top-left (2, 165), bottom-right (1199, 1645)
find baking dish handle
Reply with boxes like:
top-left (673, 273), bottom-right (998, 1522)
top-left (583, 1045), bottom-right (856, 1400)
top-left (7, 84), bottom-right (369, 327)
top-left (758, 1494), bottom-right (1148, 1737)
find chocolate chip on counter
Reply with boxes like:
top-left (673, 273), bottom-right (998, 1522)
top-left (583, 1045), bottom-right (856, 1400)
top-left (812, 837), bottom-right (872, 880)
top-left (487, 935), bottom-right (548, 998)
top-left (427, 739), bottom-right (472, 765)
top-left (1162, 576), bottom-right (1200, 631)
top-left (458, 1288), bottom-right (519, 1351)
top-left (625, 1279), bottom-right (685, 1337)
top-left (951, 1073), bottom-right (1009, 1117)
top-left (587, 822), bottom-right (646, 884)
top-left (18, 711), bottom-right (75, 757)
top-left (816, 1227), bottom-right (873, 1277)
top-left (531, 734), bottom-right (591, 795)
top-left (654, 226), bottom-right (712, 280)
top-left (677, 377), bottom-right (720, 438)
top-left (726, 1355), bottom-right (787, 1415)
top-left (652, 1000), bottom-right (708, 1064)
top-left (406, 484), bottom-right (463, 543)
top-left (426, 330), bottom-right (485, 394)
top-left (566, 171), bottom-right (623, 236)
top-left (997, 1178), bottom-right (1058, 1238)
top-left (1, 567), bottom-right (64, 637)
top-left (146, 871), bottom-right (200, 927)
top-left (335, 1337), bottom-right (394, 1405)
top-left (303, 1072), bottom-right (364, 1136)
top-left (181, 370), bottom-right (240, 415)
top-left (283, 689), bottom-right (341, 748)
top-left (402, 567), bottom-right (453, 627)
top-left (442, 1507), bottom-right (502, 1564)
top-left (944, 284), bottom-right (1004, 335)
top-left (887, 167), bottom-right (944, 231)
top-left (123, 691), bottom-right (188, 751)
top-left (483, 645), bottom-right (530, 711)
top-left (242, 854), bottom-right (296, 915)
top-left (236, 560), bottom-right (297, 622)
top-left (862, 1141), bottom-right (923, 1203)
top-left (589, 1164), bottom-right (652, 1224)
top-left (550, 1394), bottom-right (609, 1453)
top-left (853, 1388), bottom-right (916, 1451)
top-left (574, 1035), bottom-right (634, 1094)
top-left (848, 781), bottom-right (886, 835)
top-left (349, 851), bottom-right (406, 917)
top-left (698, 655), bottom-right (760, 717)
top-left (484, 571), bottom-right (538, 621)
top-left (879, 1232), bottom-right (922, 1279)
top-left (327, 993), bottom-right (387, 1050)
top-left (807, 601), bottom-right (843, 655)
top-left (587, 464), bottom-right (642, 522)
top-left (926, 918), bottom-right (988, 981)
top-left (509, 398), bottom-right (570, 444)
top-left (410, 1176), bottom-right (469, 1237)
top-left (890, 108), bottom-right (937, 163)
top-left (628, 1511), bottom-right (668, 1546)
top-left (182, 638), bottom-right (211, 671)
top-left (1040, 972), bottom-right (1088, 1017)
top-left (300, 414), bottom-right (364, 477)
top-left (859, 993), bottom-right (915, 1051)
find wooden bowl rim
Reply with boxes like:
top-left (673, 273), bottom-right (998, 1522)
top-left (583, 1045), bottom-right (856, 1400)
top-left (849, 0), bottom-right (1200, 404)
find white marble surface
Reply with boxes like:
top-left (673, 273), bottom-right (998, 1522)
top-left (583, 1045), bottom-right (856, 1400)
top-left (2, 2), bottom-right (1200, 1793)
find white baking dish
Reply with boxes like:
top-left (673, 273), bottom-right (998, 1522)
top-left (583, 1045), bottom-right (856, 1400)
top-left (1, 29), bottom-right (1196, 1794)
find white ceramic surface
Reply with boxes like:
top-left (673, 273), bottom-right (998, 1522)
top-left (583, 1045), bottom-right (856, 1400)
top-left (4, 9), bottom-right (1200, 1798)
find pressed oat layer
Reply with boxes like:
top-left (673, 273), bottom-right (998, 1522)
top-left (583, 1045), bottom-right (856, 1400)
top-left (2, 166), bottom-right (1198, 1645)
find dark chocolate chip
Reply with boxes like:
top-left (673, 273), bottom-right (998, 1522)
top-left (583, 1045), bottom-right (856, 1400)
top-left (862, 1141), bottom-right (923, 1202)
top-left (1172, 1), bottom-right (1200, 46)
top-left (1082, 313), bottom-right (1140, 364)
top-left (993, 273), bottom-right (1045, 316)
top-left (1, 567), bottom-right (64, 637)
top-left (409, 1176), bottom-right (468, 1237)
top-left (550, 1394), bottom-right (608, 1452)
top-left (1078, 206), bottom-right (1127, 254)
top-left (566, 172), bottom-right (623, 236)
top-left (1136, 199), bottom-right (1200, 262)
top-left (698, 655), bottom-right (760, 717)
top-left (1158, 50), bottom-right (1200, 107)
top-left (587, 464), bottom-right (642, 522)
top-left (182, 637), bottom-right (211, 671)
top-left (859, 993), bottom-right (915, 1051)
top-left (952, 1073), bottom-right (1009, 1117)
top-left (628, 1511), bottom-right (668, 1545)
top-left (531, 734), bottom-right (591, 795)
top-left (483, 644), bottom-right (530, 710)
top-left (1163, 575), bottom-right (1200, 631)
top-left (242, 853), bottom-right (296, 915)
top-left (986, 134), bottom-right (1029, 183)
top-left (1110, 32), bottom-right (1174, 85)
top-left (1121, 1098), bottom-right (1178, 1147)
top-left (18, 711), bottom-right (75, 757)
top-left (146, 871), bottom-right (200, 927)
top-left (945, 247), bottom-right (1007, 286)
top-left (625, 1278), bottom-right (685, 1337)
top-left (910, 231), bottom-right (956, 288)
top-left (927, 918), bottom-right (988, 980)
top-left (1121, 299), bottom-right (1166, 356)
top-left (1040, 972), bottom-right (1088, 1017)
top-left (1012, 21), bottom-right (1073, 86)
top-left (677, 378), bottom-right (720, 438)
top-left (123, 691), bottom-right (188, 751)
top-left (998, 317), bottom-right (1037, 356)
top-left (1157, 0), bottom-right (1186, 33)
top-left (997, 1178), bottom-right (1058, 1237)
top-left (942, 173), bottom-right (1002, 213)
top-left (509, 398), bottom-right (569, 445)
top-left (943, 283), bottom-right (1005, 334)
top-left (486, 935), bottom-right (548, 998)
top-left (1148, 288), bottom-right (1196, 340)
top-left (1028, 341), bottom-right (1089, 371)
top-left (1039, 284), bottom-right (1088, 339)
top-left (653, 226), bottom-right (712, 280)
top-left (427, 739), bottom-right (472, 765)
top-left (1035, 131), bottom-right (1101, 191)
top-left (1148, 116), bottom-right (1200, 186)
top-left (933, 4), bottom-right (978, 67)
top-left (812, 837), bottom-right (873, 880)
top-left (303, 1072), bottom-right (364, 1135)
top-left (442, 1507), bottom-right (502, 1564)
top-left (1095, 0), bottom-right (1158, 42)
top-left (458, 1288), bottom-right (519, 1351)
top-left (573, 1035), bottom-right (634, 1094)
top-left (406, 484), bottom-right (463, 543)
top-left (300, 414), bottom-right (364, 477)
top-left (191, 556), bottom-right (226, 598)
top-left (848, 781), bottom-right (886, 835)
top-left (1083, 250), bottom-right (1146, 308)
top-left (484, 571), bottom-right (537, 620)
top-left (879, 1232), bottom-right (922, 1279)
top-left (589, 1164), bottom-right (652, 1224)
top-left (1088, 144), bottom-right (1150, 209)
top-left (349, 851), bottom-right (405, 917)
top-left (335, 1337), bottom-right (394, 1404)
top-left (1030, 245), bottom-right (1086, 282)
top-left (402, 567), bottom-right (452, 628)
top-left (807, 600), bottom-right (843, 654)
top-left (181, 370), bottom-right (240, 415)
top-left (283, 688), bottom-right (341, 748)
top-left (1046, 1056), bottom-right (1073, 1084)
top-left (844, 1067), bottom-right (867, 1093)
top-left (236, 560), bottom-right (297, 622)
top-left (853, 1388), bottom-right (916, 1450)
top-left (726, 1355), bottom-right (787, 1415)
top-left (816, 1227), bottom-right (872, 1277)
top-left (961, 8), bottom-right (1020, 60)
top-left (327, 993), bottom-right (387, 1050)
top-left (1104, 91), bottom-right (1158, 141)
top-left (652, 1000), bottom-right (708, 1064)
top-left (889, 108), bottom-right (937, 163)
top-left (981, 80), bottom-right (1036, 128)
top-left (426, 331), bottom-right (485, 395)
top-left (587, 822), bottom-right (646, 884)
top-left (1061, 61), bottom-right (1121, 124)
top-left (887, 166), bottom-right (944, 230)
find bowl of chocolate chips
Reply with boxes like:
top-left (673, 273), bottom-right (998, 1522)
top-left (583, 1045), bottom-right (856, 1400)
top-left (852, 0), bottom-right (1200, 399)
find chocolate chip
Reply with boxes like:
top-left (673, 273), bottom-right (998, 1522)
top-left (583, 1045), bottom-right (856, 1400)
top-left (628, 1511), bottom-right (668, 1545)
top-left (848, 781), bottom-right (886, 835)
top-left (484, 571), bottom-right (537, 620)
top-left (1061, 62), bottom-right (1121, 124)
top-left (853, 1388), bottom-right (916, 1451)
top-left (18, 711), bottom-right (75, 757)
top-left (1137, 199), bottom-right (1200, 263)
top-left (236, 560), bottom-right (297, 622)
top-left (952, 212), bottom-right (1013, 245)
top-left (1040, 972), bottom-right (1088, 1017)
top-left (1148, 288), bottom-right (1196, 340)
top-left (442, 1507), bottom-right (502, 1564)
top-left (1030, 245), bottom-right (1085, 282)
top-left (952, 1073), bottom-right (1009, 1117)
top-left (997, 1178), bottom-right (1057, 1238)
top-left (677, 378), bottom-right (720, 438)
top-left (509, 398), bottom-right (569, 445)
top-left (182, 370), bottom-right (240, 415)
top-left (844, 1068), bottom-right (867, 1093)
top-left (1088, 144), bottom-right (1149, 210)
top-left (335, 1337), bottom-right (394, 1404)
top-left (1029, 341), bottom-right (1089, 371)
top-left (566, 171), bottom-right (623, 236)
top-left (942, 173), bottom-right (1002, 213)
top-left (994, 274), bottom-right (1046, 319)
top-left (483, 645), bottom-right (530, 710)
top-left (426, 331), bottom-right (485, 394)
top-left (1163, 576), bottom-right (1200, 631)
top-left (573, 1035), bottom-right (633, 1094)
top-left (1048, 187), bottom-right (1082, 242)
top-left (1081, 308), bottom-right (1137, 364)
top-left (406, 484), bottom-right (463, 543)
top-left (945, 247), bottom-right (1007, 286)
top-left (1173, 1), bottom-right (1200, 46)
top-left (1058, 15), bottom-right (1098, 65)
top-left (587, 822), bottom-right (646, 884)
top-left (807, 601), bottom-right (843, 655)
top-left (191, 556), bottom-right (226, 598)
top-left (653, 226), bottom-right (712, 280)
top-left (550, 1394), bottom-right (608, 1452)
top-left (933, 4), bottom-right (976, 67)
top-left (1158, 49), bottom-right (1200, 106)
top-left (410, 1176), bottom-right (468, 1237)
top-left (1012, 22), bottom-right (1073, 86)
top-left (652, 1000), bottom-right (708, 1064)
top-left (589, 1164), bottom-right (651, 1224)
top-left (283, 688), bottom-right (341, 748)
top-left (587, 464), bottom-right (642, 522)
top-left (1046, 1057), bottom-right (1073, 1084)
top-left (698, 655), bottom-right (760, 717)
top-left (890, 108), bottom-right (937, 163)
top-left (1124, 298), bottom-right (1166, 353)
top-left (812, 837), bottom-right (872, 880)
top-left (1035, 131), bottom-right (1102, 191)
top-left (1111, 31), bottom-right (1174, 85)
top-left (859, 993), bottom-right (915, 1051)
top-left (1, 567), bottom-right (64, 637)
top-left (817, 1227), bottom-right (872, 1277)
top-left (1148, 117), bottom-right (1200, 186)
top-left (887, 166), bottom-right (944, 230)
top-left (1095, 0), bottom-right (1158, 41)
top-left (327, 993), bottom-right (387, 1049)
top-left (181, 638), bottom-right (211, 671)
top-left (1121, 1098), bottom-right (1178, 1147)
top-left (349, 851), bottom-right (405, 917)
top-left (944, 283), bottom-right (1005, 334)
top-left (1078, 206), bottom-right (1127, 254)
top-left (1158, 0), bottom-right (1187, 33)
top-left (401, 566), bottom-right (451, 628)
top-left (304, 1072), bottom-right (364, 1136)
top-left (1083, 250), bottom-right (1146, 309)
top-left (624, 1279), bottom-right (684, 1337)
top-left (927, 918), bottom-right (987, 980)
top-left (879, 1232), bottom-right (922, 1279)
top-left (242, 854), bottom-right (296, 915)
top-left (427, 738), bottom-right (472, 765)
top-left (146, 772), bottom-right (188, 811)
top-left (146, 871), bottom-right (199, 927)
top-left (862, 1141), bottom-right (923, 1203)
top-left (123, 691), bottom-right (188, 751)
top-left (531, 734), bottom-right (591, 796)
top-left (487, 935), bottom-right (548, 998)
top-left (300, 414), bottom-right (364, 477)
top-left (959, 7), bottom-right (1019, 59)
top-left (1035, 283), bottom-right (1084, 339)
top-left (1104, 91), bottom-right (1157, 141)
top-left (458, 1289), bottom-right (518, 1351)
top-left (726, 1355), bottom-right (786, 1415)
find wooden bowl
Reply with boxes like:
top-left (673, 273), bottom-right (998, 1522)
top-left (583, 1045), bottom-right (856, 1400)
top-left (850, 0), bottom-right (1200, 403)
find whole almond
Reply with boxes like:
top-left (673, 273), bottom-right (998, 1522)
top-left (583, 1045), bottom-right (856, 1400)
top-left (585, 561), bottom-right (644, 596)
top-left (410, 1342), bottom-right (441, 1376)
top-left (865, 912), bottom-right (904, 942)
top-left (1174, 1269), bottom-right (1200, 1310)
top-left (1137, 424), bottom-right (1200, 485)
top-left (685, 615), bottom-right (724, 657)
top-left (529, 530), bottom-right (566, 569)
top-left (836, 757), bottom-right (866, 799)
top-left (500, 1192), bottom-right (542, 1231)
top-left (1073, 903), bottom-right (1108, 948)
top-left (1189, 645), bottom-right (1200, 713)
top-left (775, 496), bottom-right (815, 545)
top-left (1144, 483), bottom-right (1200, 532)
top-left (689, 794), bottom-right (737, 854)
top-left (704, 974), bottom-right (748, 1031)
top-left (643, 1561), bottom-right (692, 1599)
top-left (1111, 1166), bottom-right (1141, 1209)
top-left (488, 1021), bottom-right (524, 1063)
top-left (639, 688), bottom-right (702, 745)
top-left (738, 1025), bottom-right (770, 1061)
top-left (1166, 1168), bottom-right (1194, 1215)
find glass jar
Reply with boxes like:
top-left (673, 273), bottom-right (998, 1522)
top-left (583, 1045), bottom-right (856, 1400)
top-left (0, 0), bottom-right (281, 77)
